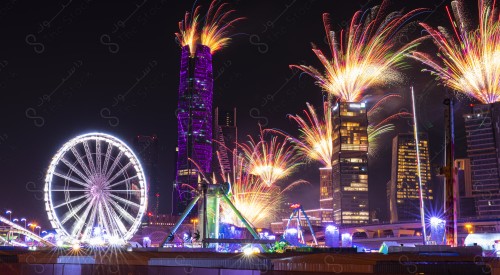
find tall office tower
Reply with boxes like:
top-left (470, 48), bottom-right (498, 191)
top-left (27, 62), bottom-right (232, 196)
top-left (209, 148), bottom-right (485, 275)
top-left (331, 102), bottom-right (369, 225)
top-left (388, 133), bottom-right (433, 223)
top-left (319, 167), bottom-right (334, 223)
top-left (455, 159), bottom-right (476, 218)
top-left (213, 107), bottom-right (237, 178)
top-left (174, 44), bottom-right (213, 215)
top-left (463, 103), bottom-right (500, 218)
top-left (133, 135), bottom-right (160, 216)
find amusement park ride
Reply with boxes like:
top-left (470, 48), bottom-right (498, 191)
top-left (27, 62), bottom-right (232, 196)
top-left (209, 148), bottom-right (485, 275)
top-left (0, 132), bottom-right (318, 249)
top-left (160, 181), bottom-right (263, 248)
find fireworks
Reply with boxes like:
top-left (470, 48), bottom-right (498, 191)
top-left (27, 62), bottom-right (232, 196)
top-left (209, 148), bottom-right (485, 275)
top-left (176, 1), bottom-right (243, 55)
top-left (240, 130), bottom-right (302, 187)
top-left (411, 0), bottom-right (500, 104)
top-left (290, 2), bottom-right (428, 102)
top-left (222, 160), bottom-right (305, 228)
top-left (211, 145), bottom-right (305, 228)
top-left (288, 101), bottom-right (335, 168)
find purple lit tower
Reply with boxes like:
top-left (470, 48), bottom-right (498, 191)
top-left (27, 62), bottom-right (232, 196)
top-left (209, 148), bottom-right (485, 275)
top-left (174, 44), bottom-right (213, 215)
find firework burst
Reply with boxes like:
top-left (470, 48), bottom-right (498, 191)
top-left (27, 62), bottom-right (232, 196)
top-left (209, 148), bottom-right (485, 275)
top-left (211, 143), bottom-right (305, 228)
top-left (176, 1), bottom-right (243, 55)
top-left (240, 129), bottom-right (302, 187)
top-left (291, 2), bottom-right (428, 102)
top-left (287, 101), bottom-right (335, 168)
top-left (411, 0), bottom-right (500, 104)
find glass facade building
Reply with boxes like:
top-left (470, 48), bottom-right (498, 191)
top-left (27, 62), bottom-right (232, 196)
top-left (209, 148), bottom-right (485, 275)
top-left (463, 103), bottom-right (500, 218)
top-left (331, 102), bottom-right (369, 225)
top-left (174, 44), bottom-right (213, 215)
top-left (389, 133), bottom-right (433, 223)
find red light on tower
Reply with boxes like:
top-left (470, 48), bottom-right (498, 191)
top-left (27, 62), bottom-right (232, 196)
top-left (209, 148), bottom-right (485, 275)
top-left (290, 204), bottom-right (301, 209)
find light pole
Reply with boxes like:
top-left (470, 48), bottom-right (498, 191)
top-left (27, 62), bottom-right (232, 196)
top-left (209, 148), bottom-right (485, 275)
top-left (13, 218), bottom-right (18, 223)
top-left (21, 218), bottom-right (26, 229)
top-left (35, 226), bottom-right (41, 236)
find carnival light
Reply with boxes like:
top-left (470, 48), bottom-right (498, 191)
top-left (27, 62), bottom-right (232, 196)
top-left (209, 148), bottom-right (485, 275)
top-left (411, 0), bottom-right (500, 103)
top-left (291, 1), bottom-right (428, 102)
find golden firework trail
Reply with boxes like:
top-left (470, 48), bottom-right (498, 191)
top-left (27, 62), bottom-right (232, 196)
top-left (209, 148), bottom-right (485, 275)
top-left (211, 142), bottom-right (306, 228)
top-left (291, 2), bottom-right (428, 102)
top-left (411, 0), bottom-right (500, 104)
top-left (288, 101), bottom-right (335, 168)
top-left (240, 129), bottom-right (302, 187)
top-left (176, 1), bottom-right (243, 55)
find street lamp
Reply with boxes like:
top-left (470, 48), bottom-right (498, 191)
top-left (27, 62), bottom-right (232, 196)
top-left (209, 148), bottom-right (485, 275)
top-left (21, 218), bottom-right (26, 229)
top-left (12, 218), bottom-right (18, 223)
top-left (35, 226), bottom-right (41, 236)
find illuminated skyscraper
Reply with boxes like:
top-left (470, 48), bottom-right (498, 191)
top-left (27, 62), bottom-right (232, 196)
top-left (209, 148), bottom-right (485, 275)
top-left (213, 107), bottom-right (237, 177)
top-left (389, 133), bottom-right (433, 223)
top-left (455, 158), bottom-right (476, 218)
top-left (331, 102), bottom-right (369, 225)
top-left (463, 103), bottom-right (500, 218)
top-left (319, 167), bottom-right (334, 223)
top-left (174, 44), bottom-right (213, 215)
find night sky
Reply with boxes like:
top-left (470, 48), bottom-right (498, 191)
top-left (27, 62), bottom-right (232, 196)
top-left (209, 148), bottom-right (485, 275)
top-left (0, 0), bottom-right (478, 229)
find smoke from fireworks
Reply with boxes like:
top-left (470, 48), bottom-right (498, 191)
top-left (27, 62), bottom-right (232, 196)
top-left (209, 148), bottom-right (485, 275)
top-left (291, 2), bottom-right (428, 102)
top-left (288, 101), bottom-right (335, 168)
top-left (240, 129), bottom-right (302, 187)
top-left (411, 0), bottom-right (500, 104)
top-left (176, 1), bottom-right (243, 55)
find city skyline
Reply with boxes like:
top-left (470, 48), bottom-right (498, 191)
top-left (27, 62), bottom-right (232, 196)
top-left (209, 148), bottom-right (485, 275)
top-left (0, 0), bottom-right (479, 229)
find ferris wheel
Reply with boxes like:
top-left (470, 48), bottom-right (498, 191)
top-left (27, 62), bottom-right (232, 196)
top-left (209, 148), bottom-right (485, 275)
top-left (44, 133), bottom-right (147, 245)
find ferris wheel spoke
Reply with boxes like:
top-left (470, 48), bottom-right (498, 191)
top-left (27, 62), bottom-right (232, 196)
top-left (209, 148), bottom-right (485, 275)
top-left (83, 141), bottom-right (97, 175)
top-left (103, 199), bottom-right (127, 237)
top-left (71, 198), bottom-right (95, 238)
top-left (60, 196), bottom-right (92, 225)
top-left (108, 193), bottom-right (141, 209)
top-left (82, 200), bottom-right (99, 240)
top-left (71, 147), bottom-right (93, 179)
top-left (53, 172), bottom-right (90, 188)
top-left (98, 201), bottom-right (113, 237)
top-left (102, 142), bottom-right (113, 176)
top-left (108, 189), bottom-right (141, 192)
top-left (105, 151), bottom-right (124, 180)
top-left (51, 188), bottom-right (87, 191)
top-left (107, 199), bottom-right (136, 225)
top-left (96, 139), bottom-right (102, 174)
top-left (106, 162), bottom-right (132, 185)
top-left (83, 141), bottom-right (96, 175)
top-left (60, 158), bottom-right (92, 184)
top-left (106, 175), bottom-right (138, 189)
top-left (53, 194), bottom-right (89, 209)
